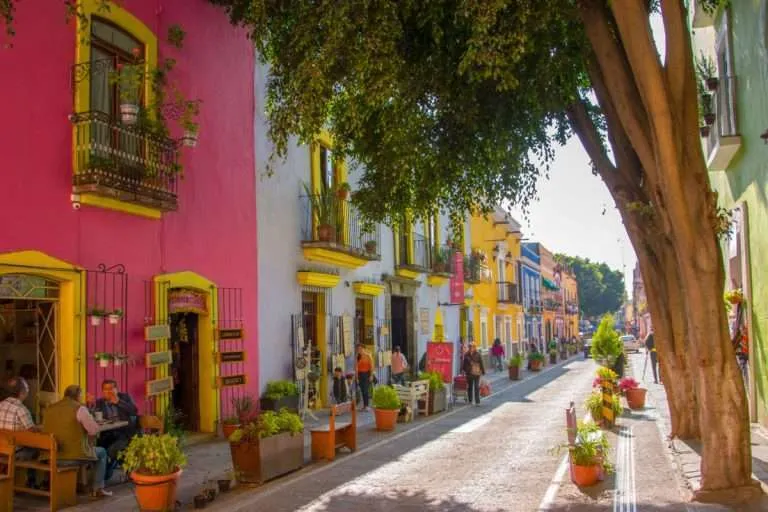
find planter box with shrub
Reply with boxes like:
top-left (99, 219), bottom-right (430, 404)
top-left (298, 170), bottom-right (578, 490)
top-left (260, 380), bottom-right (300, 412)
top-left (228, 409), bottom-right (304, 484)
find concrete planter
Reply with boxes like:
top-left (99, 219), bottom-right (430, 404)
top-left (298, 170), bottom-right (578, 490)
top-left (229, 432), bottom-right (303, 484)
top-left (428, 387), bottom-right (447, 414)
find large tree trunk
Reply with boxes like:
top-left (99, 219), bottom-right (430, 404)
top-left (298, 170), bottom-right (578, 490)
top-left (574, 0), bottom-right (761, 503)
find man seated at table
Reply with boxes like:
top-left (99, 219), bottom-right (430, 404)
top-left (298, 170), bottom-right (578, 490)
top-left (43, 385), bottom-right (112, 498)
top-left (0, 377), bottom-right (40, 486)
top-left (94, 379), bottom-right (137, 480)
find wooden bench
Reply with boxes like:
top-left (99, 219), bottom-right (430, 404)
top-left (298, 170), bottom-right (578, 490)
top-left (9, 431), bottom-right (80, 511)
top-left (310, 401), bottom-right (356, 461)
top-left (565, 401), bottom-right (605, 484)
top-left (393, 380), bottom-right (429, 420)
top-left (0, 431), bottom-right (15, 512)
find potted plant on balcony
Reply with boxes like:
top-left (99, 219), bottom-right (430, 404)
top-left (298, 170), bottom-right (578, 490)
top-left (94, 352), bottom-right (112, 368)
top-left (527, 352), bottom-right (545, 371)
top-left (228, 409), bottom-right (304, 484)
top-left (364, 239), bottom-right (378, 255)
top-left (372, 385), bottom-right (401, 431)
top-left (260, 380), bottom-right (300, 412)
top-left (696, 52), bottom-right (719, 92)
top-left (507, 354), bottom-right (523, 380)
top-left (120, 433), bottom-right (187, 512)
top-left (418, 371), bottom-right (447, 414)
top-left (112, 353), bottom-right (130, 367)
top-left (432, 247), bottom-right (451, 274)
top-left (302, 182), bottom-right (337, 242)
top-left (221, 394), bottom-right (256, 439)
top-left (336, 182), bottom-right (351, 200)
top-left (180, 100), bottom-right (201, 148)
top-left (110, 63), bottom-right (145, 125)
top-left (107, 308), bottom-right (123, 325)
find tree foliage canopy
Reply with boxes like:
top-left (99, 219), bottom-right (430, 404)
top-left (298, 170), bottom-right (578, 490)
top-left (556, 254), bottom-right (624, 318)
top-left (209, 0), bottom-right (590, 225)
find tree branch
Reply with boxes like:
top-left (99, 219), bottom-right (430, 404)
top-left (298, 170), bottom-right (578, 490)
top-left (661, 0), bottom-right (691, 110)
top-left (576, 0), bottom-right (656, 175)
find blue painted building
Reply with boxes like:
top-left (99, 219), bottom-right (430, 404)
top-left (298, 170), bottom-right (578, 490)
top-left (520, 243), bottom-right (542, 351)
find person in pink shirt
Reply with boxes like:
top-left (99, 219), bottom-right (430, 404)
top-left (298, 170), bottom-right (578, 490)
top-left (391, 346), bottom-right (408, 385)
top-left (490, 338), bottom-right (505, 372)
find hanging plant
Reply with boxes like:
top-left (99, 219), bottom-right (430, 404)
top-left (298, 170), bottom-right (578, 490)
top-left (108, 308), bottom-right (123, 324)
top-left (724, 289), bottom-right (744, 305)
top-left (112, 353), bottom-right (130, 366)
top-left (88, 308), bottom-right (107, 326)
top-left (94, 352), bottom-right (113, 368)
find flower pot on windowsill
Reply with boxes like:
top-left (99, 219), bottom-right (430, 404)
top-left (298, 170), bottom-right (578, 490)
top-left (706, 77), bottom-right (719, 91)
top-left (120, 103), bottom-right (139, 125)
top-left (704, 113), bottom-right (716, 126)
top-left (182, 130), bottom-right (199, 148)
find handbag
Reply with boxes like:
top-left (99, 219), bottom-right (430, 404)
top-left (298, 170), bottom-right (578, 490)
top-left (479, 379), bottom-right (491, 397)
top-left (470, 361), bottom-right (482, 376)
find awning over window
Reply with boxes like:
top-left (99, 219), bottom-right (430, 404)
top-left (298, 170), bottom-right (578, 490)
top-left (542, 277), bottom-right (559, 290)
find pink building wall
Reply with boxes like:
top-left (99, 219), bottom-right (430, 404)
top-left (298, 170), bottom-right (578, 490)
top-left (0, 1), bottom-right (258, 418)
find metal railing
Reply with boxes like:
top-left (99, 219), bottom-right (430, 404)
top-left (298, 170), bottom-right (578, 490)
top-left (299, 194), bottom-right (381, 258)
top-left (430, 246), bottom-right (456, 275)
top-left (398, 232), bottom-right (430, 270)
top-left (464, 252), bottom-right (486, 283)
top-left (497, 282), bottom-right (520, 303)
top-left (70, 110), bottom-right (179, 211)
top-left (706, 75), bottom-right (738, 151)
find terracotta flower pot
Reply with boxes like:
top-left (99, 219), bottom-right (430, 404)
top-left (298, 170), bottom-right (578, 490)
top-left (222, 423), bottom-right (240, 439)
top-left (572, 464), bottom-right (601, 487)
top-left (508, 366), bottom-right (520, 380)
top-left (131, 468), bottom-right (182, 512)
top-left (373, 408), bottom-right (398, 431)
top-left (625, 388), bottom-right (647, 410)
top-left (530, 360), bottom-right (542, 372)
top-left (318, 224), bottom-right (336, 242)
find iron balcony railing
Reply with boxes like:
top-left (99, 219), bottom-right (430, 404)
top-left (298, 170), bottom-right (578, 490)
top-left (430, 246), bottom-right (456, 275)
top-left (70, 110), bottom-right (179, 211)
top-left (398, 232), bottom-right (430, 271)
top-left (463, 252), bottom-right (487, 283)
top-left (706, 75), bottom-right (738, 151)
top-left (497, 282), bottom-right (521, 304)
top-left (299, 194), bottom-right (381, 258)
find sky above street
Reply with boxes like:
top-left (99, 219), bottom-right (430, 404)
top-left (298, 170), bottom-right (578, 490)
top-left (510, 136), bottom-right (636, 297)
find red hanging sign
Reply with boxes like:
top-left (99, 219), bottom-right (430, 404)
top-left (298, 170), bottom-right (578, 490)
top-left (426, 341), bottom-right (455, 384)
top-left (450, 251), bottom-right (464, 304)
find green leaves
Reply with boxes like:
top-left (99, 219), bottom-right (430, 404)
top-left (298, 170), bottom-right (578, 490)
top-left (556, 254), bottom-right (624, 318)
top-left (211, 0), bottom-right (588, 224)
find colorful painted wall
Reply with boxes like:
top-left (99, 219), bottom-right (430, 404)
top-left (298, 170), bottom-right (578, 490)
top-left (0, 0), bottom-right (257, 432)
top-left (694, 2), bottom-right (768, 427)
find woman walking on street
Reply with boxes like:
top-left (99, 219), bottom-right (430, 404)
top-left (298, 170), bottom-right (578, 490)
top-left (462, 343), bottom-right (485, 406)
top-left (490, 338), bottom-right (505, 372)
top-left (356, 344), bottom-right (374, 411)
top-left (391, 346), bottom-right (408, 385)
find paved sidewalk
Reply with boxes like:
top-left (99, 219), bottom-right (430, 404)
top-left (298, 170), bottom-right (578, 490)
top-left (14, 355), bottom-right (575, 511)
top-left (627, 353), bottom-right (768, 511)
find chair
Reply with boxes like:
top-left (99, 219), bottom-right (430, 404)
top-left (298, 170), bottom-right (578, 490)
top-left (139, 415), bottom-right (164, 434)
top-left (0, 431), bottom-right (15, 512)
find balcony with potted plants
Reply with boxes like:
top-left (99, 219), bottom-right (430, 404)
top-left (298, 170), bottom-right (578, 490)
top-left (695, 54), bottom-right (741, 171)
top-left (463, 249), bottom-right (488, 285)
top-left (299, 182), bottom-right (382, 269)
top-left (427, 245), bottom-right (455, 287)
top-left (70, 57), bottom-right (200, 213)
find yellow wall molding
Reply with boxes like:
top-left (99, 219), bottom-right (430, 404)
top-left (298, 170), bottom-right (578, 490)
top-left (302, 247), bottom-right (368, 269)
top-left (352, 282), bottom-right (385, 296)
top-left (153, 271), bottom-right (218, 433)
top-left (297, 271), bottom-right (341, 289)
top-left (0, 251), bottom-right (85, 399)
top-left (396, 268), bottom-right (420, 280)
top-left (73, 1), bottom-right (162, 220)
top-left (78, 194), bottom-right (162, 219)
top-left (427, 275), bottom-right (450, 287)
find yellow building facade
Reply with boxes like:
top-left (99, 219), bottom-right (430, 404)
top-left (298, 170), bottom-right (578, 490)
top-left (561, 269), bottom-right (580, 339)
top-left (468, 208), bottom-right (524, 358)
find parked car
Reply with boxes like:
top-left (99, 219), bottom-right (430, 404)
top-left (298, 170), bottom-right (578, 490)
top-left (583, 338), bottom-right (593, 358)
top-left (620, 334), bottom-right (643, 353)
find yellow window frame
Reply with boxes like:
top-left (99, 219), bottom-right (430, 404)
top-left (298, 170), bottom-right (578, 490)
top-left (309, 131), bottom-right (349, 244)
top-left (73, 1), bottom-right (161, 219)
